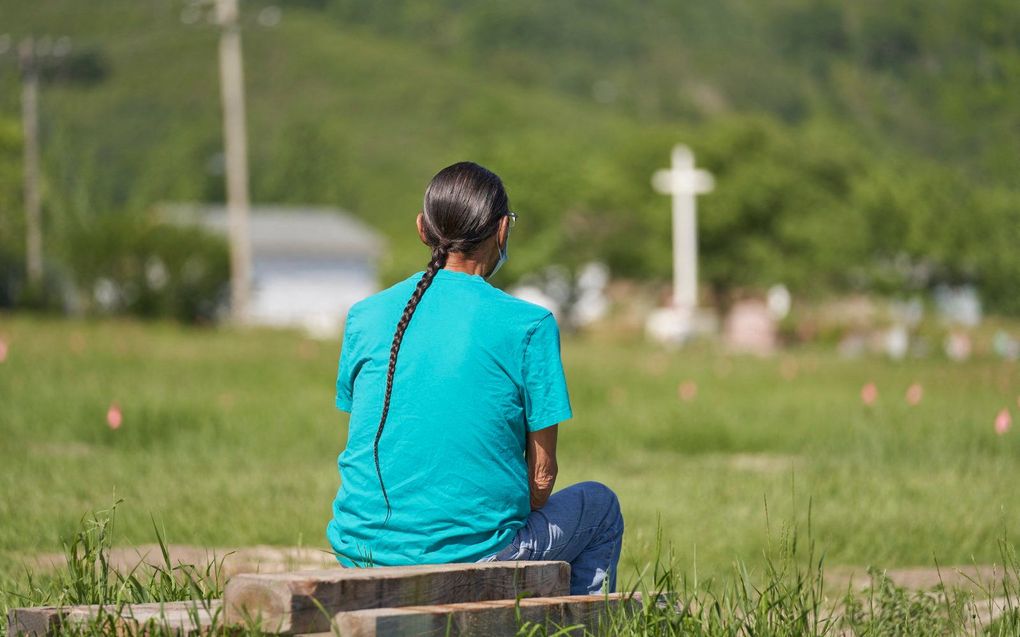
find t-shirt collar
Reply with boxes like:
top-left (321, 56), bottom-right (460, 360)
top-left (417, 268), bottom-right (486, 283)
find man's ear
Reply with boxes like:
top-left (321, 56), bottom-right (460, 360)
top-left (497, 214), bottom-right (510, 250)
top-left (416, 212), bottom-right (429, 245)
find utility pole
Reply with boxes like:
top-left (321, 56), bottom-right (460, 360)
top-left (18, 37), bottom-right (43, 287)
top-left (216, 0), bottom-right (252, 323)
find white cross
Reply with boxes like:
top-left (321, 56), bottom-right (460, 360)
top-left (652, 144), bottom-right (714, 311)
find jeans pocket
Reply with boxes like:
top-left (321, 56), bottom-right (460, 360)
top-left (493, 535), bottom-right (521, 561)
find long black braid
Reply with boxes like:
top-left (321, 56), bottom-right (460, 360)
top-left (373, 243), bottom-right (449, 521)
top-left (372, 161), bottom-right (509, 523)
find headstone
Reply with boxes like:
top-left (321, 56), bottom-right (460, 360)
top-left (509, 285), bottom-right (562, 322)
top-left (93, 278), bottom-right (120, 311)
top-left (884, 324), bottom-right (909, 361)
top-left (570, 261), bottom-right (610, 326)
top-left (724, 300), bottom-right (777, 356)
top-left (645, 306), bottom-right (692, 346)
top-left (766, 284), bottom-right (791, 320)
top-left (838, 332), bottom-right (868, 359)
top-left (891, 296), bottom-right (924, 328)
top-left (645, 306), bottom-right (718, 347)
top-left (944, 330), bottom-right (972, 362)
top-left (993, 331), bottom-right (1020, 361)
top-left (934, 284), bottom-right (982, 327)
top-left (510, 264), bottom-right (580, 326)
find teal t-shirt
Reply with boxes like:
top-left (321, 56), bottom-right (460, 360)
top-left (326, 268), bottom-right (573, 567)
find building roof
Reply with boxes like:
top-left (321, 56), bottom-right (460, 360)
top-left (158, 203), bottom-right (385, 259)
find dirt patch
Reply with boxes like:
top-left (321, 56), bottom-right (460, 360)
top-left (28, 442), bottom-right (94, 458)
top-left (25, 544), bottom-right (339, 578)
top-left (726, 453), bottom-right (799, 473)
top-left (827, 564), bottom-right (1005, 594)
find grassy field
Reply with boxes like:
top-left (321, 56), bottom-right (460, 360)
top-left (1, 313), bottom-right (1019, 593)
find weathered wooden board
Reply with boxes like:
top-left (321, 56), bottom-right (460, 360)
top-left (224, 561), bottom-right (570, 634)
top-left (6, 600), bottom-right (221, 636)
top-left (327, 592), bottom-right (638, 637)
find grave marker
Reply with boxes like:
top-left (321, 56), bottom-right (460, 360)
top-left (652, 145), bottom-right (715, 312)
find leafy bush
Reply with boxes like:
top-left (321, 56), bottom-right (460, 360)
top-left (63, 214), bottom-right (229, 323)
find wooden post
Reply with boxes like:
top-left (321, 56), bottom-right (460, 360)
top-left (18, 36), bottom-right (43, 287)
top-left (216, 0), bottom-right (253, 323)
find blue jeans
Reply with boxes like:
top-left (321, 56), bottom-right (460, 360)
top-left (478, 481), bottom-right (624, 595)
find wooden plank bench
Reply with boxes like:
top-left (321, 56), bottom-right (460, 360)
top-left (325, 592), bottom-right (636, 637)
top-left (6, 600), bottom-right (220, 636)
top-left (224, 561), bottom-right (570, 634)
top-left (7, 561), bottom-right (637, 636)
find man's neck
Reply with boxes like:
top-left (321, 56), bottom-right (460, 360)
top-left (443, 252), bottom-right (491, 278)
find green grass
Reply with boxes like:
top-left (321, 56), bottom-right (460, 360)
top-left (3, 498), bottom-right (1019, 635)
top-left (1, 314), bottom-right (1020, 633)
top-left (1, 314), bottom-right (1019, 576)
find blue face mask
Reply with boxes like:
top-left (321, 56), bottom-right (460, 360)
top-left (485, 228), bottom-right (510, 280)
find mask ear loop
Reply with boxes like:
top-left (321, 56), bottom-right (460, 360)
top-left (485, 218), bottom-right (511, 280)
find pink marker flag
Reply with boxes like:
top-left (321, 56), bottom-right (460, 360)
top-left (678, 380), bottom-right (698, 402)
top-left (995, 409), bottom-right (1011, 436)
top-left (0, 337), bottom-right (7, 363)
top-left (107, 403), bottom-right (123, 430)
top-left (905, 382), bottom-right (923, 406)
top-left (861, 382), bottom-right (878, 406)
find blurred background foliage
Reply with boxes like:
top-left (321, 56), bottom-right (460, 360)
top-left (0, 0), bottom-right (1018, 318)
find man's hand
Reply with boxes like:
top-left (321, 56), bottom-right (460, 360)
top-left (526, 425), bottom-right (558, 511)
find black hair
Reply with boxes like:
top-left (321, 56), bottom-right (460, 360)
top-left (373, 161), bottom-right (510, 521)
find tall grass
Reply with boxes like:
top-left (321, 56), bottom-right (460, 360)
top-left (1, 501), bottom-right (222, 636)
top-left (525, 509), bottom-right (1020, 636)
top-left (3, 501), bottom-right (1019, 636)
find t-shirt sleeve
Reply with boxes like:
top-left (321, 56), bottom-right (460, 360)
top-left (521, 313), bottom-right (573, 432)
top-left (335, 310), bottom-right (358, 413)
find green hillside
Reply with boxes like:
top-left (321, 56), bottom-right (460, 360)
top-left (0, 1), bottom-right (669, 279)
top-left (1, 0), bottom-right (1018, 312)
top-left (320, 0), bottom-right (1020, 183)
